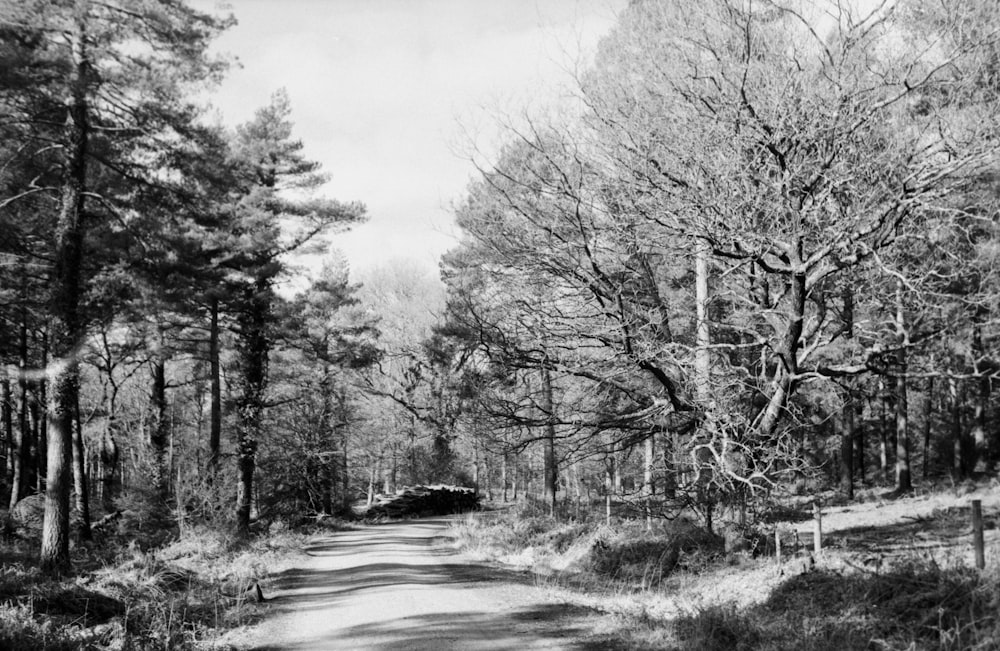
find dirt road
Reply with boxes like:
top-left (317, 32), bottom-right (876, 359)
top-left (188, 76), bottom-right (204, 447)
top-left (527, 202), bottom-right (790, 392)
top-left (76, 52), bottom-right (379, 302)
top-left (237, 517), bottom-right (613, 650)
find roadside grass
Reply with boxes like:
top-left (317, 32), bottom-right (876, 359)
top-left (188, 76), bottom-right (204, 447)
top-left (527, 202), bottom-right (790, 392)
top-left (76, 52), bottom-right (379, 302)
top-left (0, 517), bottom-right (353, 650)
top-left (454, 494), bottom-right (1000, 650)
top-left (659, 559), bottom-right (1000, 651)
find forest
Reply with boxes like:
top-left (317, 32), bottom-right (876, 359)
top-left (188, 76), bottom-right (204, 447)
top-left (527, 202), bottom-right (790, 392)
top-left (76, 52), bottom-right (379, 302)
top-left (2, 0), bottom-right (1000, 647)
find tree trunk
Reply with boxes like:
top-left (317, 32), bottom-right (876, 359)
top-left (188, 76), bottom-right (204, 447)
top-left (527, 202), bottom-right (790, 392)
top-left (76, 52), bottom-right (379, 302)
top-left (472, 439), bottom-right (480, 497)
top-left (840, 285), bottom-right (855, 499)
top-left (339, 387), bottom-right (350, 511)
top-left (879, 384), bottom-right (889, 483)
top-left (483, 450), bottom-right (493, 501)
top-left (208, 296), bottom-right (222, 476)
top-left (894, 281), bottom-right (911, 493)
top-left (390, 446), bottom-right (397, 494)
top-left (840, 391), bottom-right (855, 500)
top-left (149, 349), bottom-right (170, 506)
top-left (643, 430), bottom-right (655, 530)
top-left (9, 308), bottom-right (30, 511)
top-left (100, 425), bottom-right (119, 513)
top-left (922, 379), bottom-right (933, 479)
top-left (613, 443), bottom-right (623, 496)
top-left (235, 282), bottom-right (269, 538)
top-left (894, 369), bottom-right (911, 492)
top-left (1, 377), bottom-right (10, 499)
top-left (501, 452), bottom-right (508, 503)
top-left (366, 453), bottom-right (380, 507)
top-left (541, 366), bottom-right (557, 516)
top-left (949, 378), bottom-right (965, 478)
top-left (41, 19), bottom-right (88, 574)
top-left (755, 270), bottom-right (805, 439)
top-left (383, 450), bottom-right (392, 495)
top-left (856, 398), bottom-right (866, 484)
top-left (511, 460), bottom-right (518, 501)
top-left (971, 326), bottom-right (989, 471)
top-left (604, 460), bottom-right (613, 526)
top-left (71, 393), bottom-right (91, 539)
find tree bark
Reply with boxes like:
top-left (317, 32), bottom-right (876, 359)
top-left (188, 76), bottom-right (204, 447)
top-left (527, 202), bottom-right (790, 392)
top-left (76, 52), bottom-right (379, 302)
top-left (694, 243), bottom-right (711, 403)
top-left (894, 368), bottom-right (911, 492)
top-left (35, 334), bottom-right (48, 493)
top-left (541, 366), bottom-right (557, 516)
top-left (922, 379), bottom-right (933, 479)
top-left (100, 423), bottom-right (119, 513)
top-left (879, 384), bottom-right (889, 483)
top-left (1, 377), bottom-right (10, 497)
top-left (149, 346), bottom-right (170, 506)
top-left (840, 391), bottom-right (855, 500)
top-left (208, 296), bottom-right (222, 476)
top-left (41, 17), bottom-right (88, 574)
top-left (856, 398), bottom-right (866, 484)
top-left (894, 281), bottom-right (911, 493)
top-left (9, 307), bottom-right (30, 511)
top-left (949, 378), bottom-right (965, 479)
top-left (755, 270), bottom-right (805, 439)
top-left (235, 282), bottom-right (269, 538)
top-left (840, 286), bottom-right (856, 499)
top-left (643, 430), bottom-right (655, 530)
top-left (336, 386), bottom-right (350, 512)
top-left (971, 326), bottom-right (989, 470)
top-left (501, 451), bottom-right (508, 503)
top-left (72, 392), bottom-right (91, 540)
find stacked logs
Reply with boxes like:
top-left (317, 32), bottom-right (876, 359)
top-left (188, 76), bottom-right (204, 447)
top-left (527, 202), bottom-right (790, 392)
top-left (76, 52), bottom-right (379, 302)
top-left (364, 485), bottom-right (479, 520)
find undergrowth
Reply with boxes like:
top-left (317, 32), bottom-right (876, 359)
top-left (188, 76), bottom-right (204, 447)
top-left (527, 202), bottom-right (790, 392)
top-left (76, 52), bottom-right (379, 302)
top-left (665, 560), bottom-right (1000, 651)
top-left (455, 501), bottom-right (1000, 650)
top-left (0, 517), bottom-right (351, 650)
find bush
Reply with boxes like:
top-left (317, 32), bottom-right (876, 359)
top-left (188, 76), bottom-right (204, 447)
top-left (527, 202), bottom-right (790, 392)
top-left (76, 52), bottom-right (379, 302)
top-left (590, 523), bottom-right (723, 587)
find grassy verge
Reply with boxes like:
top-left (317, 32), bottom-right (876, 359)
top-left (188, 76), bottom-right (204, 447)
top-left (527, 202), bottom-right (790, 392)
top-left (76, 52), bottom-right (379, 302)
top-left (453, 502), bottom-right (999, 650)
top-left (0, 519), bottom-right (351, 650)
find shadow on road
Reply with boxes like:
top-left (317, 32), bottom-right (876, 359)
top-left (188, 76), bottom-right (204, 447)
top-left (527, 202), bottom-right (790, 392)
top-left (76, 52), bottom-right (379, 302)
top-left (263, 559), bottom-right (532, 611)
top-left (244, 518), bottom-right (618, 650)
top-left (248, 603), bottom-right (620, 651)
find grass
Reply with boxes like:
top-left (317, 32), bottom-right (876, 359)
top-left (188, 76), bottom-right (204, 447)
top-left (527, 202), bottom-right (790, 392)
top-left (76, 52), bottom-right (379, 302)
top-left (454, 494), bottom-right (1000, 650)
top-left (0, 517), bottom-right (353, 650)
top-left (662, 560), bottom-right (1000, 651)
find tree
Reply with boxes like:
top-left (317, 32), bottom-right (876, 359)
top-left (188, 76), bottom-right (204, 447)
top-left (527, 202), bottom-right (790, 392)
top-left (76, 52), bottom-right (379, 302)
top-left (0, 0), bottom-right (231, 573)
top-left (580, 0), bottom-right (1000, 491)
top-left (220, 90), bottom-right (365, 537)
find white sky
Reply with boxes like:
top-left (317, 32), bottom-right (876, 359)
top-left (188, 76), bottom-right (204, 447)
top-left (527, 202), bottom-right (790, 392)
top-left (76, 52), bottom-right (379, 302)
top-left (191, 0), bottom-right (625, 281)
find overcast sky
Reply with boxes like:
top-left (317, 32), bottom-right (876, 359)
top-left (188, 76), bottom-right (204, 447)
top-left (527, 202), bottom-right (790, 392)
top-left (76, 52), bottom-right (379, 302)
top-left (191, 0), bottom-right (625, 281)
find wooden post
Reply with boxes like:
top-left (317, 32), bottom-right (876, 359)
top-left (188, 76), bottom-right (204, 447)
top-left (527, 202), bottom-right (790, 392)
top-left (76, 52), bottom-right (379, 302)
top-left (813, 501), bottom-right (822, 554)
top-left (972, 499), bottom-right (985, 569)
top-left (775, 528), bottom-right (782, 565)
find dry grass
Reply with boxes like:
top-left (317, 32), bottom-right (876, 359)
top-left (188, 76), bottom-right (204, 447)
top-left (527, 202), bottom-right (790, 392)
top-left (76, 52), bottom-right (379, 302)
top-left (0, 517), bottom-right (353, 650)
top-left (454, 487), bottom-right (1000, 650)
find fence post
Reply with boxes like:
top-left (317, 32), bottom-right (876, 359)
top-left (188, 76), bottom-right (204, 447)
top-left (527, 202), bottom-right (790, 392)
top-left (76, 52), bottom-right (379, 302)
top-left (813, 501), bottom-right (822, 554)
top-left (775, 528), bottom-right (782, 565)
top-left (972, 499), bottom-right (985, 570)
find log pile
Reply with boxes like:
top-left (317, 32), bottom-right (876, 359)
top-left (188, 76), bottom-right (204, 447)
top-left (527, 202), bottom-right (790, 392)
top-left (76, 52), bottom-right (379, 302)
top-left (364, 485), bottom-right (479, 520)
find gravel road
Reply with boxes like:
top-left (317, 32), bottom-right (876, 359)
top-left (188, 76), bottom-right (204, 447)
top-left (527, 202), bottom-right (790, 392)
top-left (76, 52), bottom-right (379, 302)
top-left (236, 517), bottom-right (614, 650)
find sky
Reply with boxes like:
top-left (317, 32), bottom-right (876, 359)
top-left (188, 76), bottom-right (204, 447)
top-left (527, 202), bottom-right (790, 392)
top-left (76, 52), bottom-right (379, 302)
top-left (190, 0), bottom-right (626, 282)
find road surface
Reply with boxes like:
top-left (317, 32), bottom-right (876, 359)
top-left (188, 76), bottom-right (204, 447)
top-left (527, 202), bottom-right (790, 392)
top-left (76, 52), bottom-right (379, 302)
top-left (238, 517), bottom-right (614, 650)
